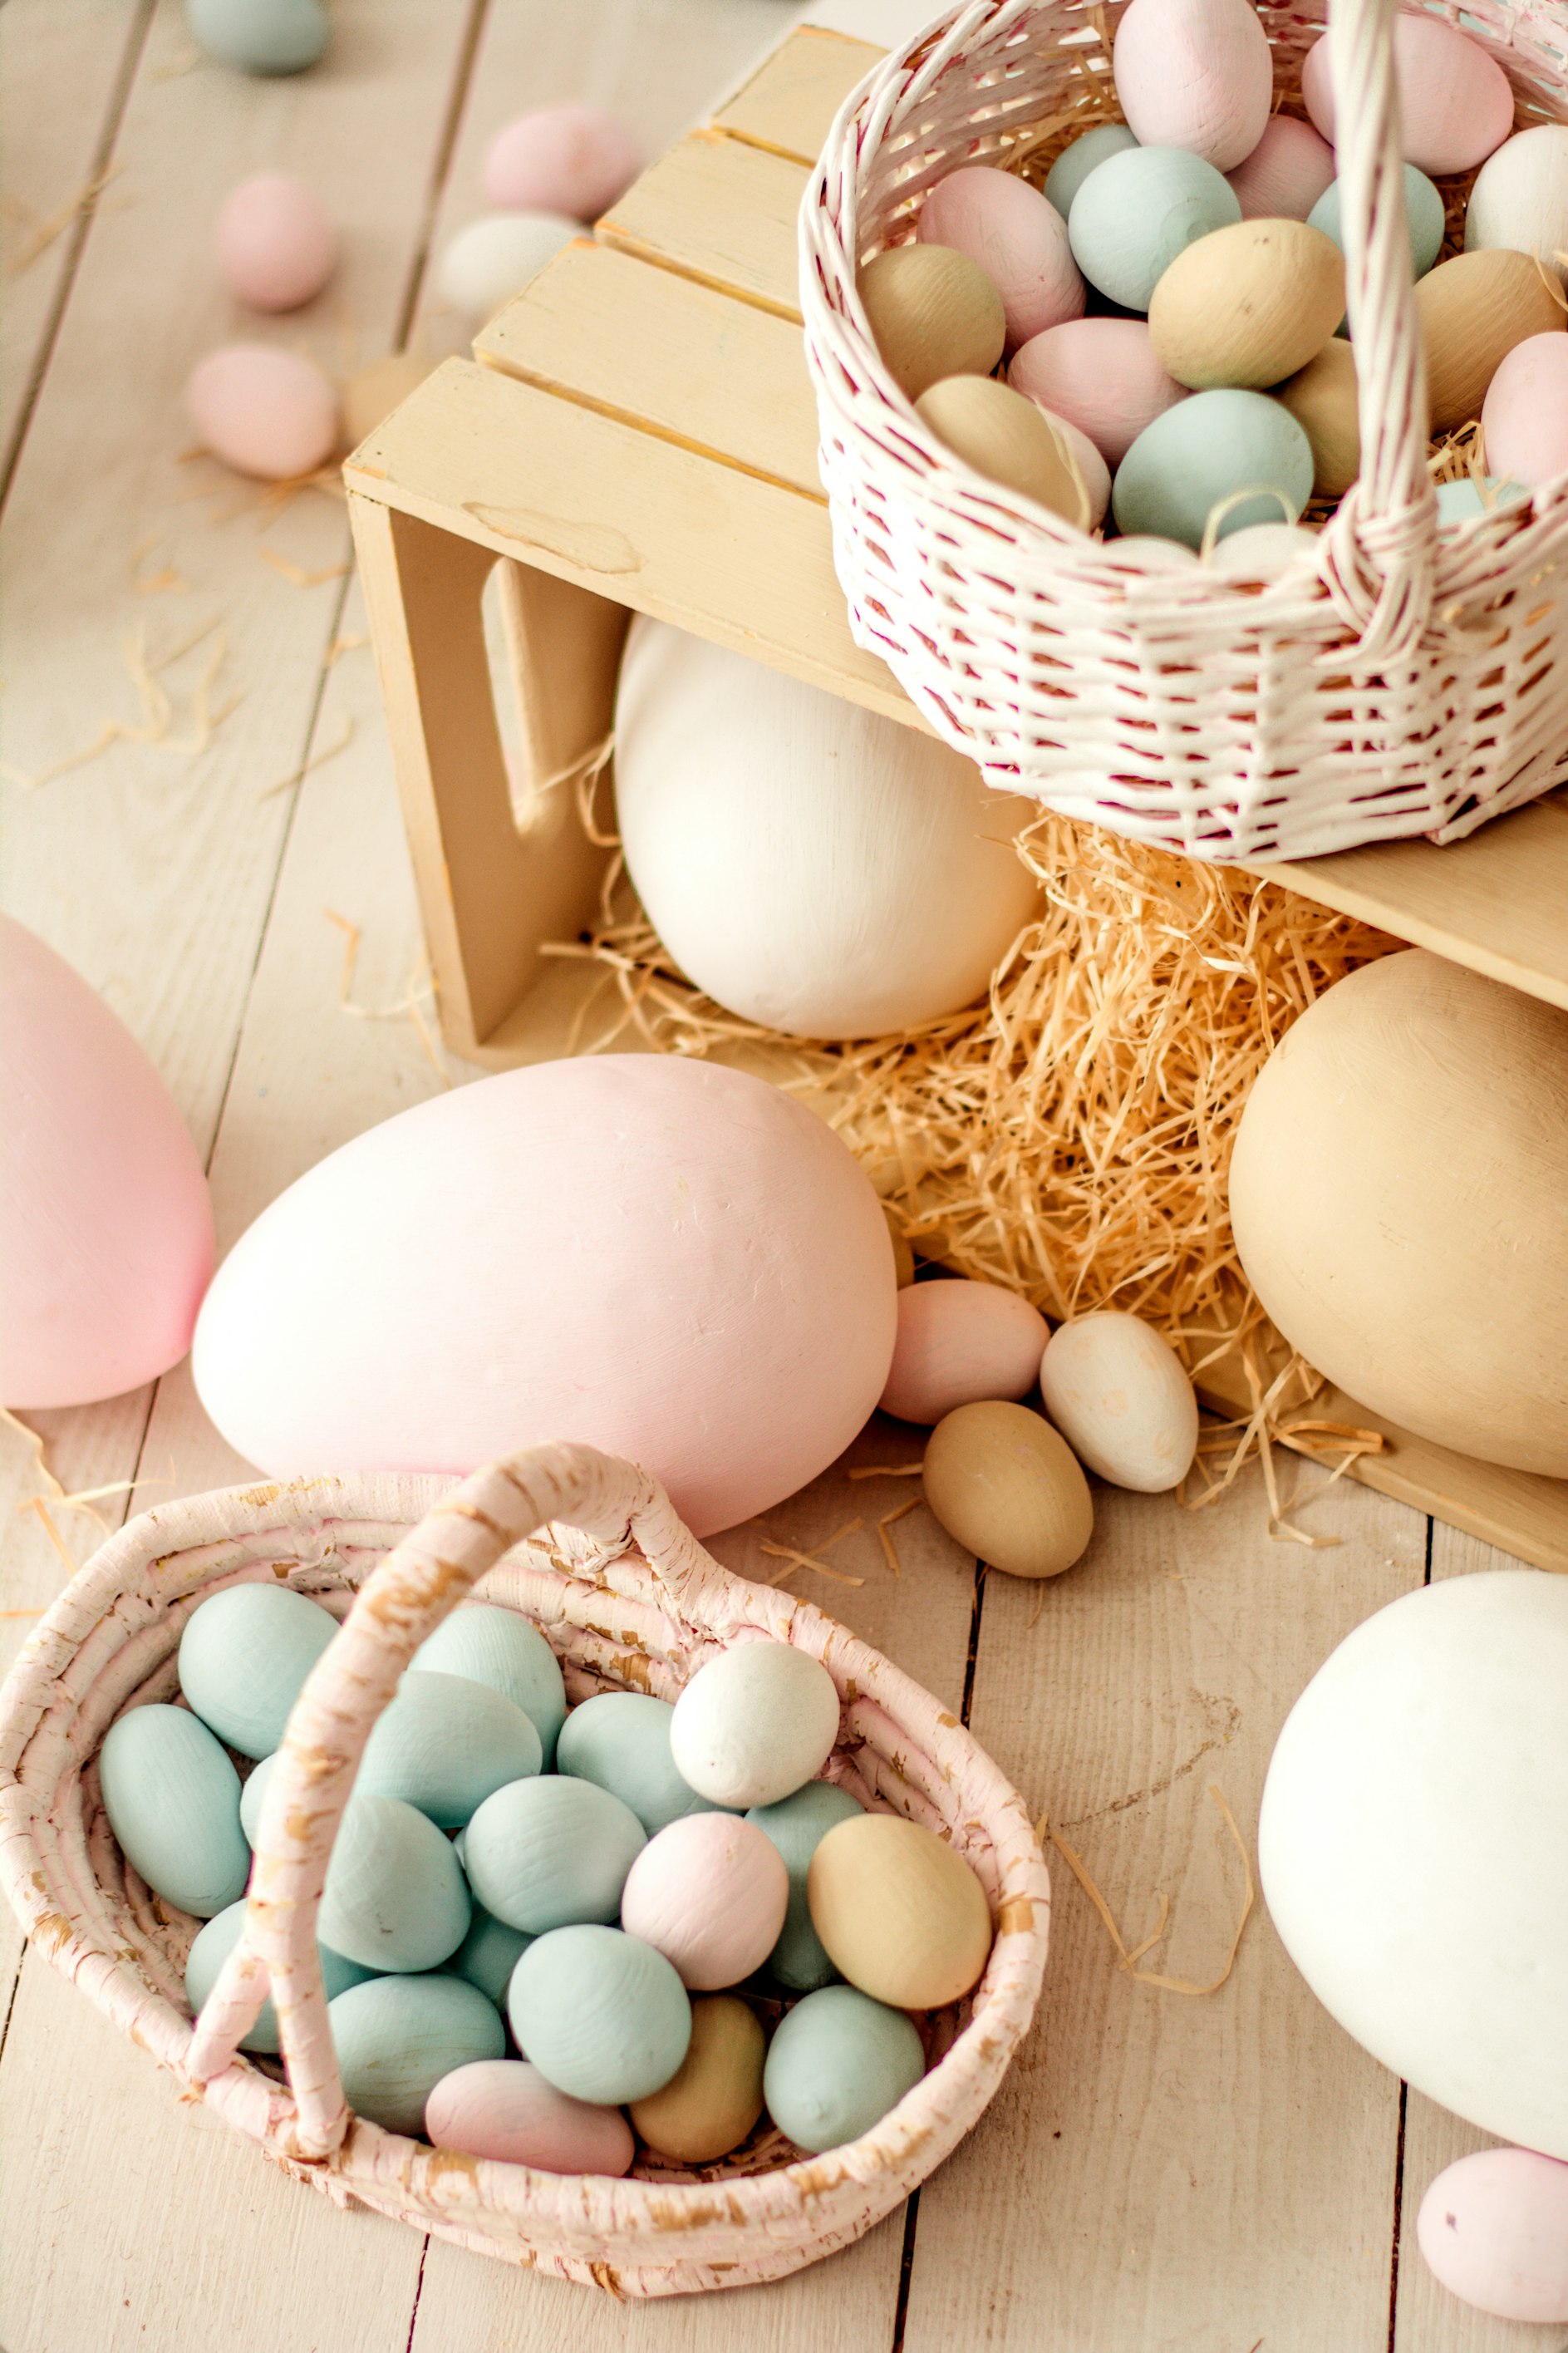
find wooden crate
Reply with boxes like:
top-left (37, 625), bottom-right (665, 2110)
top-left (344, 22), bottom-right (1568, 1573)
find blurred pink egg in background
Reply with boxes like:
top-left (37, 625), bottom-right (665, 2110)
top-left (186, 343), bottom-right (340, 478)
top-left (483, 102), bottom-right (640, 221)
top-left (215, 171), bottom-right (335, 309)
top-left (1226, 114), bottom-right (1335, 220)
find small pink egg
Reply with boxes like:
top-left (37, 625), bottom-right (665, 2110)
top-left (879, 1280), bottom-right (1049, 1425)
top-left (215, 172), bottom-right (335, 311)
top-left (1416, 2146), bottom-right (1568, 2323)
top-left (1034, 406), bottom-right (1110, 528)
top-left (1226, 115), bottom-right (1336, 221)
top-left (1482, 332), bottom-right (1568, 488)
top-left (1302, 17), bottom-right (1515, 176)
top-left (918, 165), bottom-right (1084, 351)
top-left (619, 1814), bottom-right (789, 1991)
top-left (425, 2060), bottom-right (635, 2173)
top-left (186, 344), bottom-right (340, 480)
top-left (1112, 0), bottom-right (1273, 173)
top-left (483, 104), bottom-right (640, 222)
top-left (1010, 316), bottom-right (1188, 466)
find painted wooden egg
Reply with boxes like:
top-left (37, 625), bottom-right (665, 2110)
top-left (614, 622), bottom-right (1040, 1041)
top-left (186, 344), bottom-right (339, 480)
top-left (193, 1056), bottom-right (898, 1538)
top-left (555, 1692), bottom-right (719, 1835)
top-left (629, 1994), bottom-right (765, 2163)
top-left (1435, 475), bottom-right (1529, 525)
top-left (885, 1208), bottom-right (917, 1289)
top-left (620, 1814), bottom-right (789, 1990)
top-left (1039, 1311), bottom-right (1197, 1491)
top-left (1148, 219), bottom-right (1344, 389)
top-left (426, 2058), bottom-right (636, 2174)
top-left (878, 1278), bottom-right (1048, 1425)
top-left (1301, 17), bottom-right (1514, 177)
top-left (1044, 123), bottom-right (1138, 218)
top-left (483, 104), bottom-right (640, 222)
top-left (762, 1984), bottom-right (925, 2154)
top-left (1308, 165), bottom-right (1445, 283)
top-left (1259, 1568), bottom-right (1568, 2161)
top-left (177, 1582), bottom-right (338, 1760)
top-left (1467, 125), bottom-right (1568, 286)
top-left (0, 916), bottom-right (214, 1410)
top-left (807, 1812), bottom-right (992, 2010)
top-left (856, 243), bottom-right (1005, 399)
top-left (1483, 332), bottom-right (1568, 486)
top-left (318, 1793), bottom-right (470, 1972)
top-left (415, 1604), bottom-right (567, 1765)
top-left (185, 1898), bottom-right (371, 2054)
top-left (1226, 115), bottom-right (1335, 222)
top-left (919, 165), bottom-right (1084, 347)
top-left (449, 1904), bottom-right (532, 2007)
top-left (1038, 408), bottom-right (1112, 528)
top-left (1010, 317), bottom-right (1187, 465)
top-left (184, 0), bottom-right (327, 74)
top-left (670, 1643), bottom-right (840, 1810)
top-left (1113, 388), bottom-right (1314, 548)
top-left (329, 1974), bottom-right (504, 2137)
top-left (357, 1670), bottom-right (541, 1828)
top-left (507, 1924), bottom-right (692, 2104)
top-left (238, 1752), bottom-right (275, 1845)
top-left (1112, 0), bottom-right (1272, 172)
top-left (1069, 145), bottom-right (1242, 313)
top-left (1275, 337), bottom-right (1360, 498)
top-left (916, 374), bottom-right (1088, 524)
top-left (215, 172), bottom-right (334, 310)
top-left (922, 1399), bottom-right (1094, 1580)
top-left (342, 350), bottom-right (437, 447)
top-left (1416, 2147), bottom-right (1568, 2322)
top-left (1228, 951), bottom-right (1568, 1473)
top-left (747, 1779), bottom-right (863, 1991)
top-left (99, 1704), bottom-right (249, 1918)
top-left (434, 211), bottom-right (578, 326)
top-left (1203, 520), bottom-right (1321, 583)
top-left (462, 1775), bottom-right (646, 1933)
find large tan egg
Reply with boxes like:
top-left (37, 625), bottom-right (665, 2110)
top-left (1414, 250), bottom-right (1565, 433)
top-left (857, 244), bottom-right (1005, 401)
top-left (1148, 219), bottom-right (1344, 390)
top-left (915, 374), bottom-right (1087, 524)
top-left (1275, 337), bottom-right (1360, 497)
top-left (1229, 950), bottom-right (1568, 1474)
top-left (807, 1812), bottom-right (993, 2010)
top-left (1039, 1312), bottom-right (1197, 1491)
top-left (629, 1994), bottom-right (765, 2163)
top-left (922, 1399), bottom-right (1094, 1578)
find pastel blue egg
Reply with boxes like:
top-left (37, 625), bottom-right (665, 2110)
top-left (238, 1752), bottom-right (275, 1847)
top-left (1045, 123), bottom-right (1140, 219)
top-left (1310, 166), bottom-right (1445, 283)
top-left (1436, 475), bottom-right (1530, 524)
top-left (318, 1793), bottom-right (470, 1972)
top-left (178, 1583), bottom-right (337, 1760)
top-left (1112, 390), bottom-right (1315, 549)
top-left (356, 1669), bottom-right (541, 1829)
top-left (762, 1984), bottom-right (925, 2154)
top-left (415, 1604), bottom-right (567, 1765)
top-left (508, 1925), bottom-right (691, 2104)
top-left (184, 1898), bottom-right (372, 2054)
top-left (1069, 145), bottom-right (1241, 313)
top-left (328, 1973), bottom-right (504, 2135)
top-left (747, 1780), bottom-right (863, 1991)
top-left (99, 1703), bottom-right (249, 1918)
top-left (184, 0), bottom-right (328, 75)
top-left (556, 1692), bottom-right (728, 1836)
top-left (462, 1776), bottom-right (646, 1934)
top-left (450, 1905), bottom-right (533, 2008)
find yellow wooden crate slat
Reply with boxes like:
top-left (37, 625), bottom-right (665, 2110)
top-left (596, 126), bottom-right (808, 318)
top-left (711, 23), bottom-right (882, 161)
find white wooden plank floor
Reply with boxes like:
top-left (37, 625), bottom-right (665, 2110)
top-left (0, 6), bottom-right (1547, 2349)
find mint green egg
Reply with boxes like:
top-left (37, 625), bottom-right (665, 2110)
top-left (239, 1752), bottom-right (275, 1846)
top-left (415, 1604), bottom-right (567, 1765)
top-left (329, 1973), bottom-right (504, 2135)
top-left (318, 1793), bottom-right (470, 1972)
top-left (508, 1925), bottom-right (691, 2104)
top-left (1113, 391), bottom-right (1314, 549)
top-left (184, 1898), bottom-right (372, 2054)
top-left (178, 1583), bottom-right (337, 1760)
top-left (1045, 123), bottom-right (1139, 219)
top-left (556, 1692), bottom-right (726, 1835)
top-left (462, 1775), bottom-right (646, 1933)
top-left (762, 1984), bottom-right (925, 2154)
top-left (747, 1780), bottom-right (863, 1991)
top-left (1069, 145), bottom-right (1241, 312)
top-left (357, 1669), bottom-right (541, 1829)
top-left (450, 1905), bottom-right (533, 2008)
top-left (1310, 166), bottom-right (1445, 282)
top-left (184, 0), bottom-right (328, 75)
top-left (99, 1703), bottom-right (250, 1918)
top-left (1437, 475), bottom-right (1530, 524)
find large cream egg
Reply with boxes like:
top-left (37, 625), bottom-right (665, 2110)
top-left (613, 621), bottom-right (1040, 1040)
top-left (670, 1644), bottom-right (840, 1811)
top-left (1039, 1311), bottom-right (1197, 1491)
top-left (1467, 124), bottom-right (1568, 286)
top-left (193, 1056), bottom-right (897, 1536)
top-left (1112, 0), bottom-right (1273, 173)
top-left (1229, 951), bottom-right (1568, 1474)
top-left (1259, 1568), bottom-right (1568, 2161)
top-left (434, 211), bottom-right (578, 327)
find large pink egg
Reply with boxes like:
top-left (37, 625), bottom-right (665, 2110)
top-left (425, 2059), bottom-right (635, 2173)
top-left (619, 1814), bottom-right (789, 1990)
top-left (878, 1280), bottom-right (1049, 1425)
top-left (215, 172), bottom-right (335, 311)
top-left (1112, 0), bottom-right (1273, 173)
top-left (193, 1057), bottom-right (897, 1535)
top-left (483, 104), bottom-right (640, 222)
top-left (1482, 332), bottom-right (1568, 487)
top-left (186, 344), bottom-right (340, 480)
top-left (1302, 17), bottom-right (1515, 176)
top-left (918, 166), bottom-right (1084, 350)
top-left (1010, 317), bottom-right (1187, 466)
top-left (0, 917), bottom-right (214, 1408)
top-left (1417, 2147), bottom-right (1568, 2323)
top-left (1226, 115), bottom-right (1336, 221)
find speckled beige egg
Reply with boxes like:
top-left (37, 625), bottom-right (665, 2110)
top-left (1149, 219), bottom-right (1344, 390)
top-left (922, 1399), bottom-right (1093, 1579)
top-left (858, 244), bottom-right (1005, 401)
top-left (1275, 337), bottom-right (1361, 497)
top-left (629, 1994), bottom-right (765, 2163)
top-left (807, 1811), bottom-right (993, 2010)
top-left (1415, 249), bottom-right (1565, 433)
top-left (915, 375), bottom-right (1086, 524)
top-left (1038, 1311), bottom-right (1197, 1492)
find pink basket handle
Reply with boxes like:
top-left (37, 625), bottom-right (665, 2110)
top-left (184, 1441), bottom-right (720, 2159)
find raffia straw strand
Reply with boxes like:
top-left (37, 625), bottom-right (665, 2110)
top-left (1040, 1784), bottom-right (1256, 1997)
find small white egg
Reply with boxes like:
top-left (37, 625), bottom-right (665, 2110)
top-left (671, 1643), bottom-right (840, 1810)
top-left (434, 211), bottom-right (578, 327)
top-left (1038, 1311), bottom-right (1198, 1490)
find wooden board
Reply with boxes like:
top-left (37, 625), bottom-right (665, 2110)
top-left (713, 25), bottom-right (883, 161)
top-left (598, 128), bottom-right (807, 318)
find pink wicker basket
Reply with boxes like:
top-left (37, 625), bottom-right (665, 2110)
top-left (0, 1441), bottom-right (1049, 2298)
top-left (800, 0), bottom-right (1568, 863)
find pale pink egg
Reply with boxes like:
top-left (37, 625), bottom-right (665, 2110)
top-left (1416, 2146), bottom-right (1568, 2323)
top-left (918, 165), bottom-right (1084, 350)
top-left (483, 104), bottom-right (640, 222)
top-left (0, 917), bottom-right (214, 1409)
top-left (1010, 317), bottom-right (1187, 467)
top-left (619, 1814), bottom-right (789, 1991)
top-left (186, 344), bottom-right (340, 480)
top-left (1031, 405), bottom-right (1110, 528)
top-left (1482, 332), bottom-right (1568, 487)
top-left (425, 2060), bottom-right (635, 2173)
top-left (879, 1280), bottom-right (1049, 1425)
top-left (1112, 0), bottom-right (1273, 173)
top-left (1226, 115), bottom-right (1336, 221)
top-left (1302, 17), bottom-right (1515, 176)
top-left (215, 172), bottom-right (335, 311)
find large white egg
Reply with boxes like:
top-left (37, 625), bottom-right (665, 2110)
top-left (1258, 1570), bottom-right (1568, 2159)
top-left (193, 1056), bottom-right (896, 1536)
top-left (613, 621), bottom-right (1040, 1040)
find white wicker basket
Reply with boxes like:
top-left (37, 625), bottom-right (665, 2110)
top-left (800, 0), bottom-right (1568, 862)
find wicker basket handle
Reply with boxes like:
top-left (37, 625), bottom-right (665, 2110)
top-left (184, 1440), bottom-right (720, 2159)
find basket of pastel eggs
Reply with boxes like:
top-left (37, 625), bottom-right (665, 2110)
top-left (802, 0), bottom-right (1568, 864)
top-left (0, 1441), bottom-right (1048, 2297)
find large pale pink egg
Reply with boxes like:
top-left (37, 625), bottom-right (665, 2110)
top-left (425, 2059), bottom-right (635, 2173)
top-left (185, 344), bottom-right (340, 480)
top-left (1482, 332), bottom-right (1568, 487)
top-left (1302, 17), bottom-right (1515, 176)
top-left (1226, 115), bottom-right (1336, 221)
top-left (1010, 317), bottom-right (1187, 466)
top-left (619, 1814), bottom-right (789, 1990)
top-left (193, 1057), bottom-right (897, 1536)
top-left (918, 166), bottom-right (1084, 350)
top-left (483, 104), bottom-right (640, 222)
top-left (0, 917), bottom-right (214, 1408)
top-left (1417, 2147), bottom-right (1568, 2323)
top-left (1112, 0), bottom-right (1273, 173)
top-left (215, 172), bottom-right (335, 311)
top-left (878, 1280), bottom-right (1048, 1425)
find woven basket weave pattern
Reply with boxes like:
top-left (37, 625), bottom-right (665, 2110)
top-left (0, 1445), bottom-right (1049, 2297)
top-left (800, 0), bottom-right (1568, 862)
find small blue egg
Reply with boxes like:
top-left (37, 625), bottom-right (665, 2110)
top-left (1069, 145), bottom-right (1241, 312)
top-left (328, 1974), bottom-right (504, 2135)
top-left (1112, 389), bottom-right (1315, 548)
top-left (556, 1692), bottom-right (728, 1836)
top-left (463, 1775), bottom-right (646, 1934)
top-left (184, 1898), bottom-right (372, 2053)
top-left (508, 1925), bottom-right (691, 2104)
top-left (1310, 166), bottom-right (1445, 282)
top-left (762, 1984), bottom-right (925, 2154)
top-left (414, 1604), bottom-right (567, 1765)
top-left (178, 1583), bottom-right (337, 1760)
top-left (1436, 475), bottom-right (1530, 524)
top-left (450, 1905), bottom-right (533, 2008)
top-left (747, 1780), bottom-right (863, 1991)
top-left (1045, 123), bottom-right (1140, 219)
top-left (356, 1669), bottom-right (541, 1828)
top-left (184, 0), bottom-right (328, 75)
top-left (99, 1703), bottom-right (249, 1918)
top-left (318, 1793), bottom-right (470, 1972)
top-left (238, 1752), bottom-right (275, 1847)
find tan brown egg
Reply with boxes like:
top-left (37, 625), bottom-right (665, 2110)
top-left (1148, 218), bottom-right (1345, 390)
top-left (922, 1398), bottom-right (1094, 1579)
top-left (1415, 249), bottom-right (1566, 432)
top-left (1275, 337), bottom-right (1361, 497)
top-left (915, 375), bottom-right (1088, 524)
top-left (857, 243), bottom-right (1006, 401)
top-left (807, 1811), bottom-right (993, 2010)
top-left (628, 1995), bottom-right (765, 2164)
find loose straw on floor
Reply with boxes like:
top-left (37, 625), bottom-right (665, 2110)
top-left (1040, 1784), bottom-right (1256, 1997)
